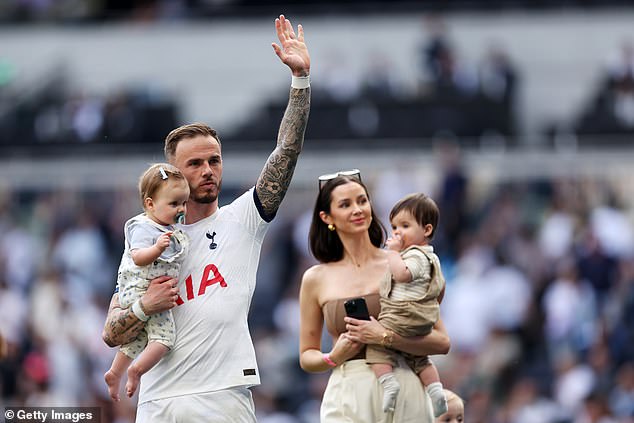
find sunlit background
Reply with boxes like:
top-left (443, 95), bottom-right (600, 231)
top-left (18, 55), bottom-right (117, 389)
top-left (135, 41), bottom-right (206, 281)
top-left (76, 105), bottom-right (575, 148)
top-left (1, 1), bottom-right (634, 422)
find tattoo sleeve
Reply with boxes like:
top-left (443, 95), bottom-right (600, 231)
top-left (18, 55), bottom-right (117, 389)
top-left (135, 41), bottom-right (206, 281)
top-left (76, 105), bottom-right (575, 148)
top-left (101, 294), bottom-right (145, 348)
top-left (256, 86), bottom-right (311, 218)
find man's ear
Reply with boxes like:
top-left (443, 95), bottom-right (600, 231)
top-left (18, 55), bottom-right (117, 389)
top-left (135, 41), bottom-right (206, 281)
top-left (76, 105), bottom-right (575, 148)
top-left (319, 211), bottom-right (332, 225)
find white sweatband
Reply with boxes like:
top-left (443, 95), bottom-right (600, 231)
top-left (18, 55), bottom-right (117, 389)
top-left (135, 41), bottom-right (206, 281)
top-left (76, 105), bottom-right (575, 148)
top-left (291, 75), bottom-right (310, 89)
top-left (132, 299), bottom-right (150, 322)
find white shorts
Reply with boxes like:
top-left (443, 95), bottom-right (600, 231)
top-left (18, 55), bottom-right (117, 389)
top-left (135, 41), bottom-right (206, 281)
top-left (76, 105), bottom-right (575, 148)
top-left (136, 387), bottom-right (256, 423)
top-left (320, 358), bottom-right (433, 423)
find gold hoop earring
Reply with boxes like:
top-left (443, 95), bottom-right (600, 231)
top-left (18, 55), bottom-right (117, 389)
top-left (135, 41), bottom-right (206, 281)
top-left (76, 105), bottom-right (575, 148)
top-left (328, 224), bottom-right (336, 232)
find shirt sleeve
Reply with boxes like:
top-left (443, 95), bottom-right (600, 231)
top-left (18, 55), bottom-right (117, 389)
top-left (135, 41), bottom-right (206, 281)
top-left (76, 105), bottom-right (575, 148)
top-left (229, 187), bottom-right (270, 240)
top-left (127, 221), bottom-right (157, 251)
top-left (402, 248), bottom-right (432, 282)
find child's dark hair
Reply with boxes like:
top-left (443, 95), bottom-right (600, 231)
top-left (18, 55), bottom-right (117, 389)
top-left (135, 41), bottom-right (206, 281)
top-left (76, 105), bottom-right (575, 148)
top-left (138, 163), bottom-right (186, 209)
top-left (389, 193), bottom-right (439, 239)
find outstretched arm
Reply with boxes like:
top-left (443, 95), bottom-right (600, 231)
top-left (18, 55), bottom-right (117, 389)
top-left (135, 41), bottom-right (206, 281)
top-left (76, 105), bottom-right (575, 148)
top-left (256, 15), bottom-right (311, 218)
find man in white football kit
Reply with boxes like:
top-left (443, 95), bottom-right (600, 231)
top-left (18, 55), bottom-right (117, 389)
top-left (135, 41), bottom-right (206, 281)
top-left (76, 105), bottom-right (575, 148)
top-left (102, 14), bottom-right (311, 422)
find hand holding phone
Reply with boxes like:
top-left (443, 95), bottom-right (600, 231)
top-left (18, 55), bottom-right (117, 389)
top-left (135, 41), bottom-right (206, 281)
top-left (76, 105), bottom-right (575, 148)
top-left (344, 297), bottom-right (370, 321)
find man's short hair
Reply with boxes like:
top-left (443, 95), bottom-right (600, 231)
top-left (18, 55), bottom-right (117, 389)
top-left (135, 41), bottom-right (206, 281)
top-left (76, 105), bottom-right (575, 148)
top-left (164, 123), bottom-right (220, 162)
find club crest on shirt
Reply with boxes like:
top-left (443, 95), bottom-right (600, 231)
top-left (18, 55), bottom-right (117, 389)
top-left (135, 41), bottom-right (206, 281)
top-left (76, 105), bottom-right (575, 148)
top-left (205, 230), bottom-right (218, 250)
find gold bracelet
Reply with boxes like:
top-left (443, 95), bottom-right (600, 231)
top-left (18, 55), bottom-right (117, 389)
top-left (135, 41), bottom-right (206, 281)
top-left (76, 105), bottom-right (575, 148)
top-left (381, 329), bottom-right (394, 348)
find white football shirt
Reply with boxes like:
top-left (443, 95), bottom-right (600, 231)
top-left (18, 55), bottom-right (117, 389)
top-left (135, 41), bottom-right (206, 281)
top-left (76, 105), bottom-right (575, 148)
top-left (138, 188), bottom-right (270, 403)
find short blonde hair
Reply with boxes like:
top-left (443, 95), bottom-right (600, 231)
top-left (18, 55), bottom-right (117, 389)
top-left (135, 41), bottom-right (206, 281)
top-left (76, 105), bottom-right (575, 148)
top-left (138, 163), bottom-right (186, 209)
top-left (444, 389), bottom-right (465, 409)
top-left (164, 123), bottom-right (220, 163)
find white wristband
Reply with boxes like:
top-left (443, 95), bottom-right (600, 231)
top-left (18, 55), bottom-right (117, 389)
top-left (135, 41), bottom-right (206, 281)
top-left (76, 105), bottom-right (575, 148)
top-left (132, 299), bottom-right (150, 322)
top-left (291, 75), bottom-right (310, 89)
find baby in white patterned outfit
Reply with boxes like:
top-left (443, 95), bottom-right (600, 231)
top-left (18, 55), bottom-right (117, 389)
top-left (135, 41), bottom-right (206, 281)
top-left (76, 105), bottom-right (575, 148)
top-left (105, 163), bottom-right (190, 401)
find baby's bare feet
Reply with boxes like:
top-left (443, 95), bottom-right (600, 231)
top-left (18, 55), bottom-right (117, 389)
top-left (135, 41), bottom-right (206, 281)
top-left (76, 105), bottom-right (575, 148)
top-left (104, 370), bottom-right (122, 402)
top-left (125, 364), bottom-right (142, 398)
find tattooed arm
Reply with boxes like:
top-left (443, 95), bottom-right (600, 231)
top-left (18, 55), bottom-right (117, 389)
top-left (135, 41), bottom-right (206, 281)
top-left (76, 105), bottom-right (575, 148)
top-left (256, 15), bottom-right (311, 217)
top-left (102, 293), bottom-right (146, 347)
top-left (102, 276), bottom-right (179, 347)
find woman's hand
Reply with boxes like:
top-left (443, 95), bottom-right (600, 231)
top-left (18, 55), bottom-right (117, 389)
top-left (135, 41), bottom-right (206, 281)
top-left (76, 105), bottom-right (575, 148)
top-left (330, 332), bottom-right (364, 364)
top-left (346, 316), bottom-right (451, 356)
top-left (344, 316), bottom-right (385, 345)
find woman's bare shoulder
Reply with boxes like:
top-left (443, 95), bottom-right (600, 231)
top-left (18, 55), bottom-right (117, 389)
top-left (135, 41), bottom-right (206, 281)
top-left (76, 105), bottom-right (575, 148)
top-left (302, 262), bottom-right (333, 283)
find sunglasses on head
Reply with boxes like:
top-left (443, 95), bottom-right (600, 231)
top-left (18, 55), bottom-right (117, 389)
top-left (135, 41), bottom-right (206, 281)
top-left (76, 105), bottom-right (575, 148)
top-left (318, 169), bottom-right (362, 190)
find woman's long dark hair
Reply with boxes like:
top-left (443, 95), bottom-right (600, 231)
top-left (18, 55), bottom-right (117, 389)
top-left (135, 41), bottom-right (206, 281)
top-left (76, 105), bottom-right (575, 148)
top-left (309, 176), bottom-right (386, 263)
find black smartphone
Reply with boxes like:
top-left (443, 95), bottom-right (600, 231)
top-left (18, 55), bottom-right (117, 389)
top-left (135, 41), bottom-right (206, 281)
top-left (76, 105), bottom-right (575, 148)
top-left (344, 297), bottom-right (371, 321)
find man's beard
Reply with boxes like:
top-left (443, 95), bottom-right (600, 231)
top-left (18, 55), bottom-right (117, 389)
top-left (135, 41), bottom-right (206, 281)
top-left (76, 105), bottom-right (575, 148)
top-left (192, 179), bottom-right (221, 204)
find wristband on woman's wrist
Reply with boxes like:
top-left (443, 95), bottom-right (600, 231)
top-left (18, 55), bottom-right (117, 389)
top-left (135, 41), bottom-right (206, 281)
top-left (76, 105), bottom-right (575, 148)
top-left (291, 75), bottom-right (310, 89)
top-left (131, 299), bottom-right (150, 322)
top-left (323, 353), bottom-right (337, 367)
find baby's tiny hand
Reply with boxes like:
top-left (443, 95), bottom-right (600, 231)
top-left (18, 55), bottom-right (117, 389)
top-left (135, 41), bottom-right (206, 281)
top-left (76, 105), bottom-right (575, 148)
top-left (156, 232), bottom-right (172, 251)
top-left (385, 236), bottom-right (403, 251)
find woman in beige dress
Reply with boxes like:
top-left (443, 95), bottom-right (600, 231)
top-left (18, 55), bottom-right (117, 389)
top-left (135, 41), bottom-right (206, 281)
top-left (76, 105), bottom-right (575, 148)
top-left (299, 170), bottom-right (451, 423)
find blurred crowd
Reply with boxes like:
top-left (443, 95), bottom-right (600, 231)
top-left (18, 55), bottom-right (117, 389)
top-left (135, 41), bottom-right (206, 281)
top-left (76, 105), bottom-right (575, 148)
top-left (1, 143), bottom-right (633, 423)
top-left (0, 68), bottom-right (178, 147)
top-left (573, 40), bottom-right (634, 141)
top-left (3, 17), bottom-right (633, 149)
top-left (0, 0), bottom-right (629, 23)
top-left (2, 3), bottom-right (634, 422)
top-left (234, 21), bottom-right (634, 146)
top-left (234, 16), bottom-right (518, 143)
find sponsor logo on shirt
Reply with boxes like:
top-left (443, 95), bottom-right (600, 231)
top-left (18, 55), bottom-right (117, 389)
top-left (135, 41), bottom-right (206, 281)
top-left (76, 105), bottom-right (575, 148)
top-left (176, 263), bottom-right (226, 305)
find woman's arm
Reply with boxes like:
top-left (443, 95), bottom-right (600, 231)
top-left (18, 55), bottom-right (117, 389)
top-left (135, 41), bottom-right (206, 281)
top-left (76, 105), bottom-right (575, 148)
top-left (344, 316), bottom-right (450, 356)
top-left (298, 267), bottom-right (362, 373)
top-left (390, 318), bottom-right (450, 356)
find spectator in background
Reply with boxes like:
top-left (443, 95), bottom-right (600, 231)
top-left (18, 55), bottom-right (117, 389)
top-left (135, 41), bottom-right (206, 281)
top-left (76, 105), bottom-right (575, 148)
top-left (419, 16), bottom-right (451, 91)
top-left (609, 361), bottom-right (634, 420)
top-left (418, 16), bottom-right (476, 98)
top-left (433, 134), bottom-right (468, 261)
top-left (0, 331), bottom-right (7, 359)
top-left (542, 256), bottom-right (598, 361)
top-left (479, 43), bottom-right (517, 105)
top-left (477, 43), bottom-right (518, 138)
top-left (0, 278), bottom-right (28, 357)
top-left (315, 50), bottom-right (360, 103)
top-left (51, 206), bottom-right (114, 302)
top-left (359, 50), bottom-right (403, 101)
top-left (576, 39), bottom-right (634, 137)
